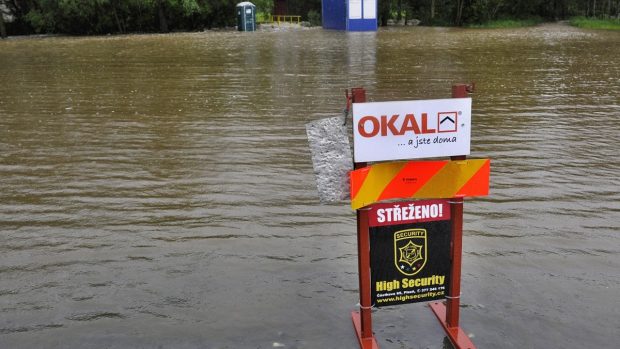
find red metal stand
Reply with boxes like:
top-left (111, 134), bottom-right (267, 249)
top-left (428, 83), bottom-right (477, 349)
top-left (350, 85), bottom-right (478, 349)
top-left (349, 87), bottom-right (380, 349)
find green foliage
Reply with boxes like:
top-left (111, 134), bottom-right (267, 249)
top-left (380, 0), bottom-right (620, 27)
top-left (256, 12), bottom-right (269, 23)
top-left (287, 0), bottom-right (321, 20)
top-left (570, 16), bottom-right (620, 30)
top-left (180, 0), bottom-right (201, 15)
top-left (252, 0), bottom-right (273, 16)
top-left (22, 0), bottom-right (58, 34)
top-left (464, 0), bottom-right (505, 24)
top-left (11, 0), bottom-right (236, 34)
top-left (24, 9), bottom-right (55, 33)
top-left (307, 9), bottom-right (321, 26)
top-left (467, 18), bottom-right (543, 28)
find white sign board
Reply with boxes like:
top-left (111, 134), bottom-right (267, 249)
top-left (352, 98), bottom-right (472, 162)
top-left (349, 0), bottom-right (362, 19)
top-left (363, 0), bottom-right (376, 19)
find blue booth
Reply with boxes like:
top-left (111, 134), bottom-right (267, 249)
top-left (322, 0), bottom-right (377, 31)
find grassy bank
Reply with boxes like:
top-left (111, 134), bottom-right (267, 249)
top-left (570, 17), bottom-right (620, 30)
top-left (468, 18), bottom-right (542, 29)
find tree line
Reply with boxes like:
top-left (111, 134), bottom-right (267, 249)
top-left (1, 0), bottom-right (619, 37)
top-left (0, 0), bottom-right (238, 36)
top-left (378, 0), bottom-right (620, 26)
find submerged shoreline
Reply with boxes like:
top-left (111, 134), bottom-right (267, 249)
top-left (0, 17), bottom-right (620, 42)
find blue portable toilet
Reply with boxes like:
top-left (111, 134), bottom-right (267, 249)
top-left (322, 0), bottom-right (377, 31)
top-left (236, 2), bottom-right (256, 31)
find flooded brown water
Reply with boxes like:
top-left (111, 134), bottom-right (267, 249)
top-left (0, 24), bottom-right (619, 348)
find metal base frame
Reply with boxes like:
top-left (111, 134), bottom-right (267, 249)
top-left (429, 301), bottom-right (477, 349)
top-left (351, 311), bottom-right (379, 349)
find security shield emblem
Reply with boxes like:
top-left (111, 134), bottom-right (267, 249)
top-left (394, 228), bottom-right (427, 276)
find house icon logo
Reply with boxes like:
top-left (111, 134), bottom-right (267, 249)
top-left (437, 112), bottom-right (458, 133)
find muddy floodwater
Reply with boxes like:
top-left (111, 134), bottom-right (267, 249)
top-left (0, 24), bottom-right (619, 348)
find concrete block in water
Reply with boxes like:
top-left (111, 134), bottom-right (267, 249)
top-left (306, 117), bottom-right (353, 203)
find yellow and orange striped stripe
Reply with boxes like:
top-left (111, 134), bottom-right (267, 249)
top-left (350, 159), bottom-right (490, 210)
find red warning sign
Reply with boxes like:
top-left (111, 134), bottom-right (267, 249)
top-left (368, 200), bottom-right (451, 227)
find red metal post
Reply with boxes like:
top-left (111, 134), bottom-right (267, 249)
top-left (429, 83), bottom-right (477, 349)
top-left (355, 206), bottom-right (373, 335)
top-left (446, 84), bottom-right (468, 327)
top-left (350, 88), bottom-right (379, 349)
